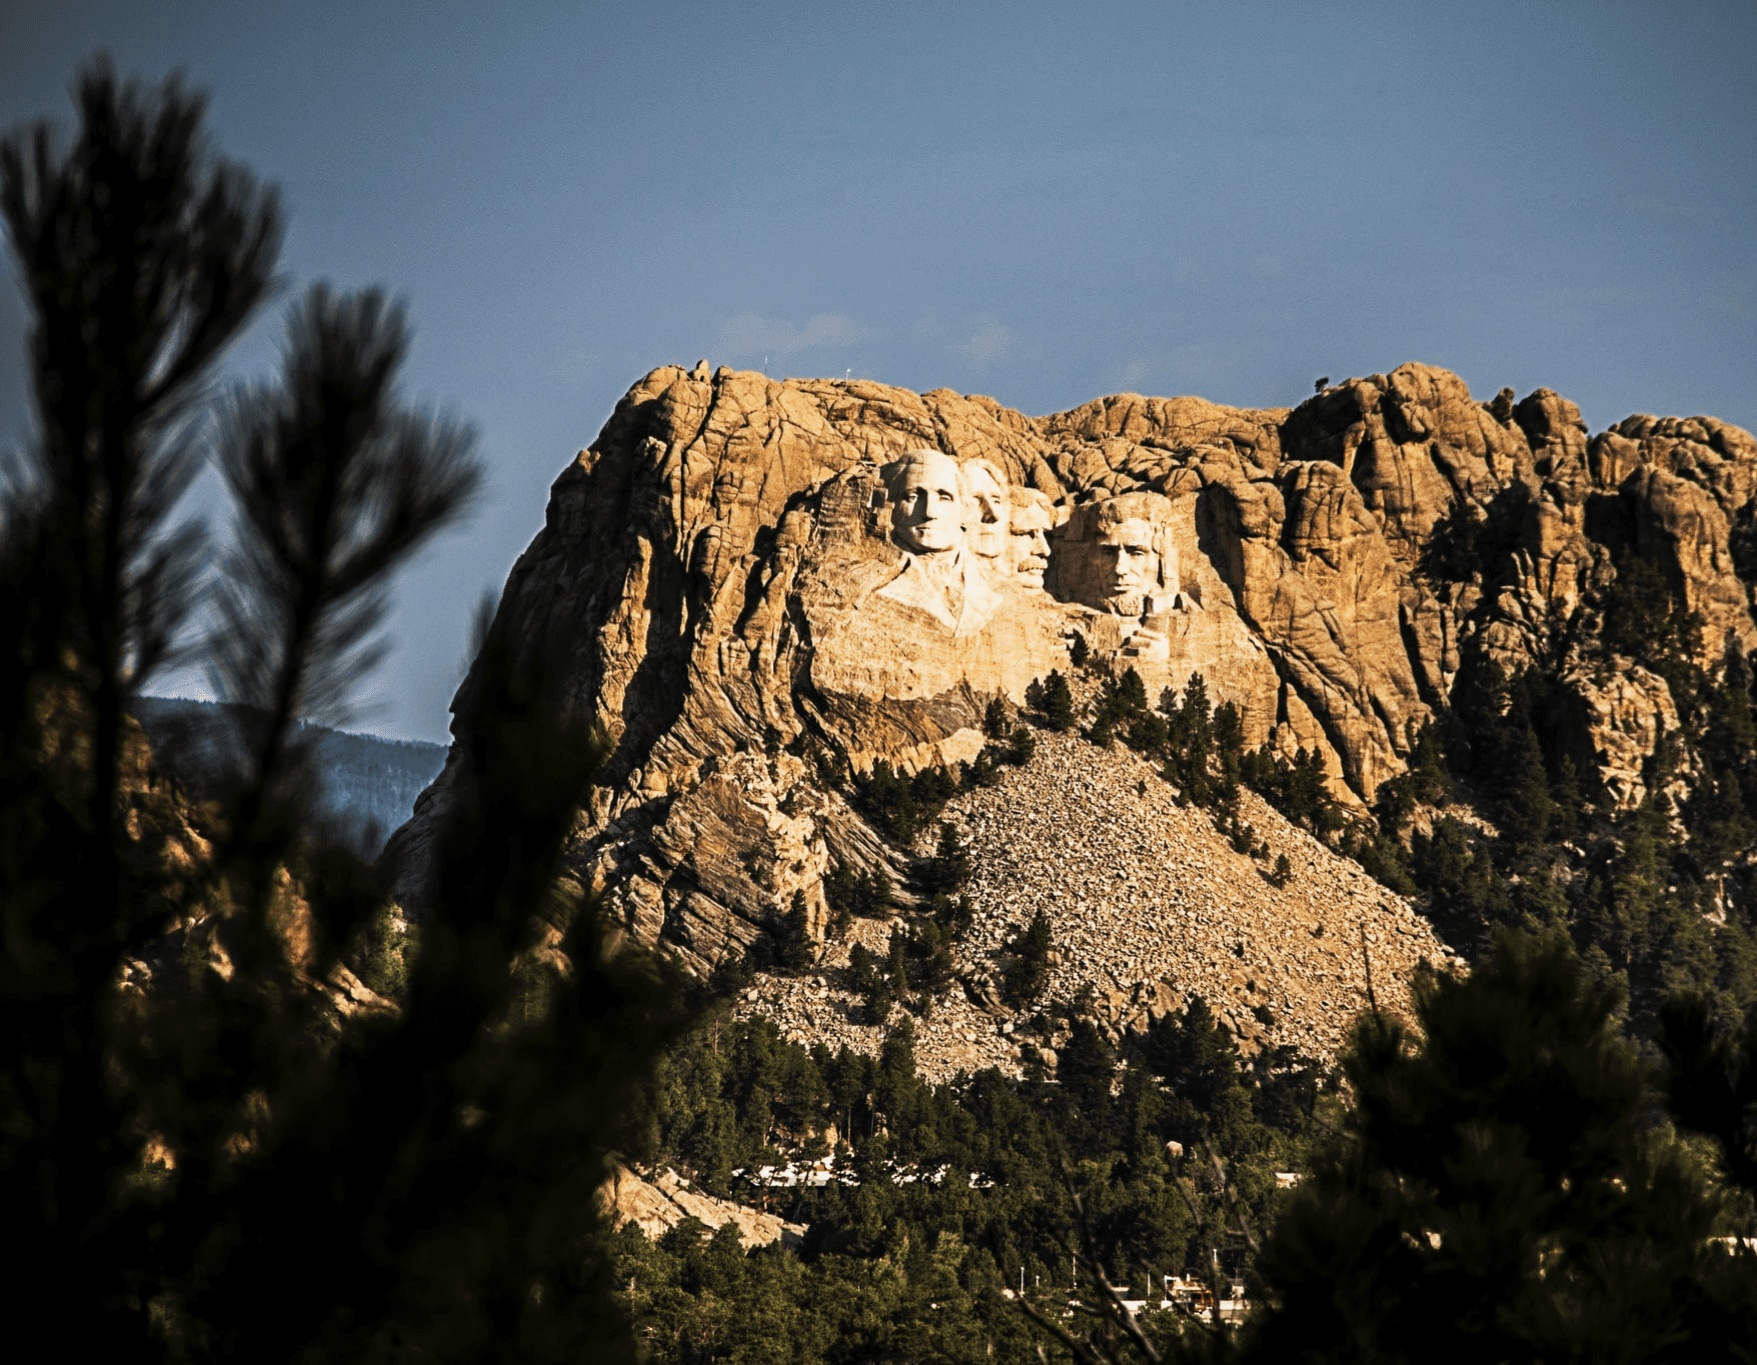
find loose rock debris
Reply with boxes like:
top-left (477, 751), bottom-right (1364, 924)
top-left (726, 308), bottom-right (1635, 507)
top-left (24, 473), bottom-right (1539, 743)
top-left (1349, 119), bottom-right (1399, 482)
top-left (735, 729), bottom-right (1459, 1084)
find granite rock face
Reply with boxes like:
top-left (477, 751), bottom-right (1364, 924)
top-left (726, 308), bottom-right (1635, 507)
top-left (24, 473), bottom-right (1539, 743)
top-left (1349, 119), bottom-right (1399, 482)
top-left (602, 1164), bottom-right (805, 1252)
top-left (388, 361), bottom-right (1757, 996)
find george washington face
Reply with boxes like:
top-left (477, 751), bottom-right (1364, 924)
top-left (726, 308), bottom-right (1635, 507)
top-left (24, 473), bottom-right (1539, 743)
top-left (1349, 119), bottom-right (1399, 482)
top-left (889, 451), bottom-right (966, 555)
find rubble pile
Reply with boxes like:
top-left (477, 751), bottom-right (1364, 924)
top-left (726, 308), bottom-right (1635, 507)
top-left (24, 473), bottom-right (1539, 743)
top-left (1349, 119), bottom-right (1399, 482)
top-left (734, 726), bottom-right (1458, 1084)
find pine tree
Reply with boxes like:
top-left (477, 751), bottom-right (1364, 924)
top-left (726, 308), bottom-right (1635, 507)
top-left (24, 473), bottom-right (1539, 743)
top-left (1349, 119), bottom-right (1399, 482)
top-left (1057, 1017), bottom-right (1116, 1115)
top-left (1548, 755), bottom-right (1584, 843)
top-left (1140, 994), bottom-right (1245, 1127)
top-left (1, 63), bottom-right (282, 1354)
top-left (1041, 670), bottom-right (1076, 732)
top-left (1115, 666), bottom-right (1148, 713)
top-left (921, 820), bottom-right (971, 896)
top-left (1494, 722), bottom-right (1556, 862)
top-left (915, 921), bottom-right (956, 998)
top-left (778, 889), bottom-right (814, 971)
top-left (1407, 721), bottom-right (1453, 804)
top-left (1089, 666), bottom-right (1150, 748)
top-left (857, 758), bottom-right (919, 842)
top-left (1213, 700), bottom-right (1245, 793)
top-left (848, 942), bottom-right (893, 1024)
top-left (858, 865), bottom-right (895, 918)
top-left (1241, 932), bottom-right (1749, 1360)
top-left (1125, 709), bottom-right (1169, 753)
top-left (887, 925), bottom-right (912, 1005)
top-left (0, 62), bottom-right (673, 1360)
top-left (1412, 817), bottom-right (1511, 953)
top-left (1004, 910), bottom-right (1053, 1006)
top-left (1165, 673), bottom-right (1215, 804)
top-left (824, 860), bottom-right (858, 937)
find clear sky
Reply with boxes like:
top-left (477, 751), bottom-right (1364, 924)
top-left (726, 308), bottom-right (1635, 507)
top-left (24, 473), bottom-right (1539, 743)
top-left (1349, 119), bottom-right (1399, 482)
top-left (4, 0), bottom-right (1753, 742)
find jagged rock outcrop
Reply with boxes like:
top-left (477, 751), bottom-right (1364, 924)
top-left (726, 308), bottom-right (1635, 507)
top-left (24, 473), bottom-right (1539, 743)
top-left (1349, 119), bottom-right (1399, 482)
top-left (601, 1164), bottom-right (805, 1251)
top-left (1552, 661), bottom-right (1687, 811)
top-left (387, 361), bottom-right (1757, 1017)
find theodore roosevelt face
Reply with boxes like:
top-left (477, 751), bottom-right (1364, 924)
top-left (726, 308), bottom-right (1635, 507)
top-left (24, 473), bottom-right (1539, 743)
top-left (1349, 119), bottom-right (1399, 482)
top-left (889, 451), bottom-right (965, 555)
top-left (1010, 494), bottom-right (1054, 588)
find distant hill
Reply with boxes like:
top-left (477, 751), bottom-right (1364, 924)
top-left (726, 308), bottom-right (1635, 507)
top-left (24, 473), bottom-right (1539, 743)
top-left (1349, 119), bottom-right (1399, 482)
top-left (129, 696), bottom-right (447, 859)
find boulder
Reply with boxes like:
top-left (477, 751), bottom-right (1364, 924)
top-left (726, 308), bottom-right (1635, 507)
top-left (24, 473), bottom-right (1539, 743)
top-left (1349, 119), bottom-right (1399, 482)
top-left (601, 1165), bottom-right (805, 1252)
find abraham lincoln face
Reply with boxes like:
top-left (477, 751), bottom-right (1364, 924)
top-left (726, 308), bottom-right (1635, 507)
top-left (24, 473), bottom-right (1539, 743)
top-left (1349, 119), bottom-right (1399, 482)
top-left (1010, 494), bottom-right (1054, 589)
top-left (1095, 517), bottom-right (1159, 608)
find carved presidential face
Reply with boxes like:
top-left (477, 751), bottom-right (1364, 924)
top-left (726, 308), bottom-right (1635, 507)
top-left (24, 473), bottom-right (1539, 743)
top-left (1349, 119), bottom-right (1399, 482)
top-left (889, 452), bottom-right (965, 555)
top-left (962, 462), bottom-right (1011, 560)
top-left (1009, 497), bottom-right (1054, 589)
top-left (1095, 518), bottom-right (1159, 604)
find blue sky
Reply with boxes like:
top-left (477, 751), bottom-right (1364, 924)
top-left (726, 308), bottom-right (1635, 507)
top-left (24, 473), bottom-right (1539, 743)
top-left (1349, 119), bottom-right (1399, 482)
top-left (4, 0), bottom-right (1753, 741)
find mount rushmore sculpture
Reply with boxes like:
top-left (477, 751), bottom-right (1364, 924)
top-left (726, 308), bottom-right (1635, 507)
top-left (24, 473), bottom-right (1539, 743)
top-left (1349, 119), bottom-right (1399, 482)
top-left (788, 443), bottom-right (1275, 774)
top-left (386, 361), bottom-right (1757, 971)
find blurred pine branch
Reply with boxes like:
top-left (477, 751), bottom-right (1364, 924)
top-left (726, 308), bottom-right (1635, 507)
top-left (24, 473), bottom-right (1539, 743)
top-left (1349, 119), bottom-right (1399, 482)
top-left (0, 56), bottom-right (675, 1362)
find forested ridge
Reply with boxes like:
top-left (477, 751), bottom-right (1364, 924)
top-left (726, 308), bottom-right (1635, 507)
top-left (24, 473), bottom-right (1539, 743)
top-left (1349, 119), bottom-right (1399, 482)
top-left (609, 984), bottom-right (1321, 1360)
top-left (129, 695), bottom-right (447, 858)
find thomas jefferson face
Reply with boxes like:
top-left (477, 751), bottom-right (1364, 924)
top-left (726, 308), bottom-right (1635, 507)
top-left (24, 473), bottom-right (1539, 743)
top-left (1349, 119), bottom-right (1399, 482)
top-left (890, 452), bottom-right (965, 555)
top-left (1010, 498), bottom-right (1054, 588)
top-left (1095, 518), bottom-right (1159, 604)
top-left (963, 462), bottom-right (1010, 560)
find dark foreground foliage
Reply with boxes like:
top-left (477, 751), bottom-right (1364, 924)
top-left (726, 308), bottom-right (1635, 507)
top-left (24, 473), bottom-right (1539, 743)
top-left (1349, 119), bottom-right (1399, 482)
top-left (1236, 931), bottom-right (1757, 1363)
top-left (0, 61), bottom-right (676, 1361)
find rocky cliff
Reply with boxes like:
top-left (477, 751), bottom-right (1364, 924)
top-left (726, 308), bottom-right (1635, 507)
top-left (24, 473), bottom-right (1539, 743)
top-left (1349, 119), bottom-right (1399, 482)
top-left (602, 1164), bottom-right (805, 1252)
top-left (386, 361), bottom-right (1757, 1059)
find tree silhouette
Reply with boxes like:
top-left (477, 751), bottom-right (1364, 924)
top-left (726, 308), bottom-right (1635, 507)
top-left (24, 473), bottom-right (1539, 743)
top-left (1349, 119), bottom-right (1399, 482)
top-left (1236, 932), bottom-right (1755, 1361)
top-left (1, 59), bottom-right (672, 1361)
top-left (778, 889), bottom-right (814, 970)
top-left (1, 59), bottom-right (284, 1356)
top-left (1041, 669), bottom-right (1076, 732)
top-left (1004, 909), bottom-right (1053, 1007)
